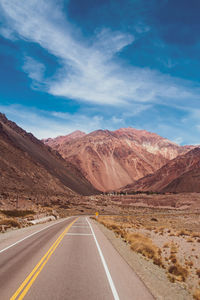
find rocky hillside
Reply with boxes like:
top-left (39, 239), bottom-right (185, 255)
top-left (0, 113), bottom-right (98, 208)
top-left (43, 127), bottom-right (191, 191)
top-left (121, 147), bottom-right (200, 193)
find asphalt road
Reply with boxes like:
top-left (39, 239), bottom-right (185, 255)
top-left (0, 216), bottom-right (154, 300)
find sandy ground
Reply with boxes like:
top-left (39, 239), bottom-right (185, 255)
top-left (94, 211), bottom-right (200, 299)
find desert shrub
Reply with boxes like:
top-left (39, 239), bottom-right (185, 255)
top-left (59, 205), bottom-right (70, 209)
top-left (170, 255), bottom-right (177, 264)
top-left (168, 264), bottom-right (188, 282)
top-left (185, 260), bottom-right (193, 268)
top-left (96, 216), bottom-right (164, 267)
top-left (169, 232), bottom-right (175, 236)
top-left (0, 218), bottom-right (20, 228)
top-left (1, 210), bottom-right (35, 218)
top-left (97, 217), bottom-right (125, 238)
top-left (196, 269), bottom-right (200, 278)
top-left (193, 289), bottom-right (200, 300)
top-left (192, 232), bottom-right (200, 238)
top-left (168, 274), bottom-right (175, 283)
top-left (177, 230), bottom-right (190, 237)
top-left (146, 227), bottom-right (153, 231)
top-left (170, 243), bottom-right (178, 254)
top-left (187, 238), bottom-right (194, 243)
top-left (151, 218), bottom-right (158, 222)
top-left (126, 232), bottom-right (163, 265)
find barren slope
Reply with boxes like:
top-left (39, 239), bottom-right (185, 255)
top-left (162, 166), bottom-right (200, 193)
top-left (44, 128), bottom-right (191, 192)
top-left (122, 147), bottom-right (200, 193)
top-left (0, 113), bottom-right (97, 207)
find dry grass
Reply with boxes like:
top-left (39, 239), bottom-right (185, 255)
top-left (0, 210), bottom-right (35, 218)
top-left (169, 232), bottom-right (175, 236)
top-left (185, 260), bottom-right (193, 268)
top-left (187, 238), bottom-right (194, 243)
top-left (192, 232), bottom-right (200, 238)
top-left (126, 232), bottom-right (163, 266)
top-left (93, 212), bottom-right (200, 298)
top-left (177, 230), bottom-right (190, 237)
top-left (0, 218), bottom-right (20, 228)
top-left (170, 243), bottom-right (178, 254)
top-left (168, 263), bottom-right (189, 282)
top-left (193, 289), bottom-right (200, 300)
top-left (163, 242), bottom-right (170, 248)
top-left (96, 216), bottom-right (163, 267)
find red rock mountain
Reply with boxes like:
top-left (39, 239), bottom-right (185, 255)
top-left (0, 113), bottom-right (97, 206)
top-left (122, 147), bottom-right (200, 193)
top-left (162, 166), bottom-right (200, 193)
top-left (42, 130), bottom-right (86, 150)
top-left (43, 128), bottom-right (190, 192)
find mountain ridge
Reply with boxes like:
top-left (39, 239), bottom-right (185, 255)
top-left (121, 147), bottom-right (200, 193)
top-left (0, 113), bottom-right (98, 208)
top-left (43, 127), bottom-right (193, 191)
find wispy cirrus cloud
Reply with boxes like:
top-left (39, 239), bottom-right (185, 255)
top-left (0, 104), bottom-right (125, 138)
top-left (22, 56), bottom-right (45, 86)
top-left (1, 103), bottom-right (200, 145)
top-left (1, 0), bottom-right (200, 108)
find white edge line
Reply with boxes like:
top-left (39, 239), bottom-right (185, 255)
top-left (0, 217), bottom-right (73, 254)
top-left (86, 217), bottom-right (120, 300)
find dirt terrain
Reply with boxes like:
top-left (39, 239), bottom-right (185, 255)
top-left (94, 210), bottom-right (200, 299)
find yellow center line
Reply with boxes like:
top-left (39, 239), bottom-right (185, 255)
top-left (10, 217), bottom-right (78, 300)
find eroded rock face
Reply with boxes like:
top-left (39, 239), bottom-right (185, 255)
top-left (43, 127), bottom-right (192, 192)
top-left (122, 147), bottom-right (200, 193)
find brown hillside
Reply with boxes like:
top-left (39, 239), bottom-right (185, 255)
top-left (121, 147), bottom-right (200, 193)
top-left (0, 113), bottom-right (98, 208)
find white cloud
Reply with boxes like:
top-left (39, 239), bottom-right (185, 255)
top-left (134, 22), bottom-right (150, 34)
top-left (0, 26), bottom-right (16, 40)
top-left (23, 56), bottom-right (45, 83)
top-left (0, 105), bottom-right (115, 138)
top-left (1, 104), bottom-right (200, 145)
top-left (0, 0), bottom-right (200, 108)
top-left (171, 137), bottom-right (183, 145)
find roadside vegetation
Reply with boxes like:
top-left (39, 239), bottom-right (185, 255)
top-left (0, 210), bottom-right (35, 218)
top-left (93, 212), bottom-right (200, 299)
top-left (0, 208), bottom-right (57, 232)
top-left (0, 210), bottom-right (36, 232)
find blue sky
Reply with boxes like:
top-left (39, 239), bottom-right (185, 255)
top-left (0, 0), bottom-right (200, 145)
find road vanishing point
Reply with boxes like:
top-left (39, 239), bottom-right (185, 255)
top-left (0, 216), bottom-right (154, 299)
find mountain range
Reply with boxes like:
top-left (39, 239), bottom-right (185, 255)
top-left (1, 112), bottom-right (199, 206)
top-left (43, 128), bottom-right (195, 192)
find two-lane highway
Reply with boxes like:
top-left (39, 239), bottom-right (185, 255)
top-left (0, 216), bottom-right (154, 299)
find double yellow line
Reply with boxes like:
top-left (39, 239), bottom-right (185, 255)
top-left (10, 218), bottom-right (78, 300)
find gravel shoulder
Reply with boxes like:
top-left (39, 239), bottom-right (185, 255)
top-left (96, 221), bottom-right (192, 300)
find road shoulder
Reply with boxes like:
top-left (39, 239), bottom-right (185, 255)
top-left (92, 219), bottom-right (191, 300)
top-left (90, 218), bottom-right (154, 300)
top-left (0, 217), bottom-right (71, 252)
